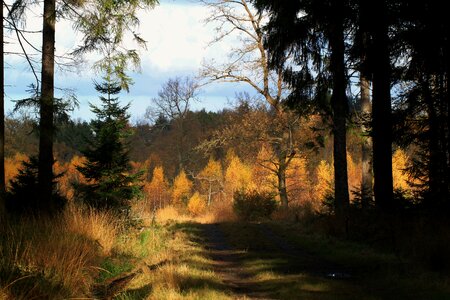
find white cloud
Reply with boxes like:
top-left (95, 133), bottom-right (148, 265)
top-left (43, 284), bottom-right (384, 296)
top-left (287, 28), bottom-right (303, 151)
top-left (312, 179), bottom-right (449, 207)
top-left (4, 0), bottom-right (252, 119)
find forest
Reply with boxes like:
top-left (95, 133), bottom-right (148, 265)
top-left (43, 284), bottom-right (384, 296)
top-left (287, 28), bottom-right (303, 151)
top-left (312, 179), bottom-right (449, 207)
top-left (1, 0), bottom-right (449, 299)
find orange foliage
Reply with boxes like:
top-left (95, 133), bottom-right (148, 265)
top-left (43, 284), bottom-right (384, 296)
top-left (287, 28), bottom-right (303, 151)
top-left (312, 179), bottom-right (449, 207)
top-left (314, 160), bottom-right (334, 201)
top-left (144, 166), bottom-right (170, 209)
top-left (56, 156), bottom-right (88, 200)
top-left (199, 157), bottom-right (223, 181)
top-left (198, 157), bottom-right (223, 204)
top-left (252, 145), bottom-right (277, 194)
top-left (392, 148), bottom-right (410, 190)
top-left (224, 151), bottom-right (253, 199)
top-left (286, 156), bottom-right (314, 207)
top-left (4, 153), bottom-right (29, 189)
top-left (187, 192), bottom-right (206, 216)
top-left (172, 169), bottom-right (193, 205)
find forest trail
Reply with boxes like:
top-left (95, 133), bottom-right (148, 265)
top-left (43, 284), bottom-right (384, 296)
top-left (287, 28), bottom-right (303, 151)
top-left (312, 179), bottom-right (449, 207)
top-left (201, 223), bottom-right (273, 299)
top-left (195, 222), bottom-right (355, 299)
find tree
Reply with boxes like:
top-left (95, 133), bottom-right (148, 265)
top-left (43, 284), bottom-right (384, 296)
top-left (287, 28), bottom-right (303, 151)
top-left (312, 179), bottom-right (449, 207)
top-left (144, 165), bottom-right (170, 210)
top-left (224, 150), bottom-right (253, 198)
top-left (77, 75), bottom-right (141, 211)
top-left (314, 160), bottom-right (334, 204)
top-left (359, 75), bottom-right (373, 208)
top-left (172, 169), bottom-right (193, 206)
top-left (37, 0), bottom-right (56, 210)
top-left (5, 0), bottom-right (157, 213)
top-left (148, 76), bottom-right (200, 172)
top-left (286, 156), bottom-right (312, 207)
top-left (252, 144), bottom-right (278, 194)
top-left (1, 0), bottom-right (5, 216)
top-left (392, 148), bottom-right (410, 191)
top-left (201, 0), bottom-right (300, 208)
top-left (393, 1), bottom-right (449, 209)
top-left (360, 0), bottom-right (394, 211)
top-left (196, 157), bottom-right (223, 206)
top-left (187, 192), bottom-right (206, 216)
top-left (252, 0), bottom-right (352, 222)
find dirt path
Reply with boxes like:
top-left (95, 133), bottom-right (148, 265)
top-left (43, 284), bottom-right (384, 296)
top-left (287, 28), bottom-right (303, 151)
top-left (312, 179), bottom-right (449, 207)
top-left (198, 222), bottom-right (354, 300)
top-left (201, 223), bottom-right (275, 299)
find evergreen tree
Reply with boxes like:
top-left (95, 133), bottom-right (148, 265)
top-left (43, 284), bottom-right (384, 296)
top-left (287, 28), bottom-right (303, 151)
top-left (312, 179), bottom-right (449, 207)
top-left (6, 156), bottom-right (65, 215)
top-left (77, 76), bottom-right (141, 211)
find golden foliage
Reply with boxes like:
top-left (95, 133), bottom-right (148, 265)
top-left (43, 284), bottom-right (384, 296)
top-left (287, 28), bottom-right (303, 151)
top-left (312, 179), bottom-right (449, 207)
top-left (198, 157), bottom-right (223, 203)
top-left (199, 157), bottom-right (223, 181)
top-left (172, 169), bottom-right (193, 205)
top-left (314, 160), bottom-right (334, 201)
top-left (224, 152), bottom-right (253, 197)
top-left (144, 166), bottom-right (170, 209)
top-left (187, 192), bottom-right (206, 216)
top-left (286, 156), bottom-right (314, 206)
top-left (56, 156), bottom-right (88, 200)
top-left (4, 153), bottom-right (29, 189)
top-left (252, 145), bottom-right (277, 194)
top-left (392, 148), bottom-right (410, 190)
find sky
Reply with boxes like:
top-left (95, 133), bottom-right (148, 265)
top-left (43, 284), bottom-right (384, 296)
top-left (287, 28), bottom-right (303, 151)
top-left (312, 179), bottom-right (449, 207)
top-left (4, 0), bottom-right (252, 121)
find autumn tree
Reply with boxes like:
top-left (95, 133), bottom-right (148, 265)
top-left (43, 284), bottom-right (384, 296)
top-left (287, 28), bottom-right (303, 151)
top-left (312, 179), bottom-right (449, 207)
top-left (314, 160), bottom-right (334, 212)
top-left (195, 157), bottom-right (223, 206)
top-left (187, 192), bottom-right (206, 216)
top-left (286, 156), bottom-right (312, 208)
top-left (224, 150), bottom-right (253, 199)
top-left (201, 0), bottom-right (302, 208)
top-left (252, 144), bottom-right (278, 195)
top-left (172, 169), bottom-right (193, 206)
top-left (392, 149), bottom-right (411, 191)
top-left (144, 166), bottom-right (170, 210)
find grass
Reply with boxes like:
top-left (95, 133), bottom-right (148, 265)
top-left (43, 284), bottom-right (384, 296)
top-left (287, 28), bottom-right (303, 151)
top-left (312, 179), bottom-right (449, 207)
top-left (0, 205), bottom-right (113, 298)
top-left (3, 203), bottom-right (450, 299)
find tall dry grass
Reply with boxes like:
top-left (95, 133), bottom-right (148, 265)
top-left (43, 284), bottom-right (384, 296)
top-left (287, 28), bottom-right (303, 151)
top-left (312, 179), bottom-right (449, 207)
top-left (0, 204), bottom-right (120, 299)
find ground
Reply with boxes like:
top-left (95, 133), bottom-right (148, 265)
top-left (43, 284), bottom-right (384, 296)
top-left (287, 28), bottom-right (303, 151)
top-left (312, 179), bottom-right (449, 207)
top-left (110, 220), bottom-right (450, 300)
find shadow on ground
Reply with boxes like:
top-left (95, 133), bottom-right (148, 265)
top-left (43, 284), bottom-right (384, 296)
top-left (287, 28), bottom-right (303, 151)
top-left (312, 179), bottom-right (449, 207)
top-left (173, 222), bottom-right (364, 300)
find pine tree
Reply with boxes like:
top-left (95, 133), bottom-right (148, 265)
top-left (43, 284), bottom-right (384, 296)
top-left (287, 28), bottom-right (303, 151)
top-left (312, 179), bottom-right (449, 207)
top-left (77, 76), bottom-right (141, 211)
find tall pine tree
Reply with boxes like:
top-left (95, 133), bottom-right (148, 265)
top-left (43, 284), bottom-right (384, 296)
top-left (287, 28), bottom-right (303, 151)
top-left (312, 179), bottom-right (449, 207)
top-left (77, 75), bottom-right (141, 211)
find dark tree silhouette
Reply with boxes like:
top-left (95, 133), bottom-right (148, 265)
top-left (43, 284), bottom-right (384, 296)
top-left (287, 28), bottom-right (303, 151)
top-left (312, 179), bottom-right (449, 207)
top-left (77, 76), bottom-right (141, 211)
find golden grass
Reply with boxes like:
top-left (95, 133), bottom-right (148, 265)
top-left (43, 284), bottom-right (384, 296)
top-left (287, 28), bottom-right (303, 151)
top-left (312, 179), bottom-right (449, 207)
top-left (0, 204), bottom-right (121, 299)
top-left (64, 204), bottom-right (119, 255)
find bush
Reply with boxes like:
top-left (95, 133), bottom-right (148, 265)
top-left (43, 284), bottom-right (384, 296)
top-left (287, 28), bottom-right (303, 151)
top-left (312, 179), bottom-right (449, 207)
top-left (233, 189), bottom-right (278, 221)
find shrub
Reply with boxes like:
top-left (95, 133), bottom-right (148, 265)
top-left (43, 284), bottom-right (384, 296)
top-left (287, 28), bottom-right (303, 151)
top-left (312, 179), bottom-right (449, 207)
top-left (233, 189), bottom-right (278, 221)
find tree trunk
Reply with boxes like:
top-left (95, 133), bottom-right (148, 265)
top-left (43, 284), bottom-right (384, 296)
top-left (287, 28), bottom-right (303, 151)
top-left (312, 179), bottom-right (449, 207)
top-left (368, 0), bottom-right (394, 212)
top-left (360, 74), bottom-right (373, 208)
top-left (423, 75), bottom-right (446, 207)
top-left (277, 158), bottom-right (288, 208)
top-left (329, 8), bottom-right (350, 221)
top-left (0, 1), bottom-right (5, 216)
top-left (39, 0), bottom-right (56, 210)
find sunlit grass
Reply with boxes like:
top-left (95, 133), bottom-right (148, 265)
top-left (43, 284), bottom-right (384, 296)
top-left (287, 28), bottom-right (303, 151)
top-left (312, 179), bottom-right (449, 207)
top-left (0, 205), bottom-right (118, 298)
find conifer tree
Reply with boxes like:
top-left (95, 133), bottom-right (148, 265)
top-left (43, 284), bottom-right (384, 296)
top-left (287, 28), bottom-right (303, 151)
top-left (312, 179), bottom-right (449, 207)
top-left (77, 75), bottom-right (141, 211)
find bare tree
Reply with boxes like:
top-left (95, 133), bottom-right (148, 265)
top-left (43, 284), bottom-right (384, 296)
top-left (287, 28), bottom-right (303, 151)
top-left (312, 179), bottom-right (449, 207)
top-left (200, 0), bottom-right (296, 208)
top-left (148, 76), bottom-right (200, 172)
top-left (148, 76), bottom-right (200, 121)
